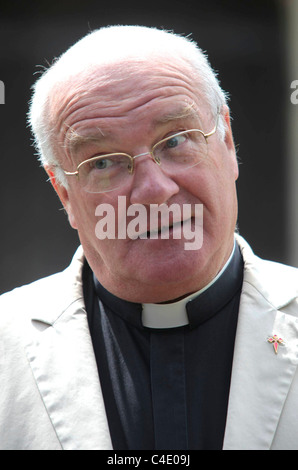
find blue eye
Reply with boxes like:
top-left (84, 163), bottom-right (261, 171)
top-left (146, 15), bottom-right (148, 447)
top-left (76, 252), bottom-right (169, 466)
top-left (92, 158), bottom-right (113, 170)
top-left (165, 134), bottom-right (187, 149)
top-left (95, 159), bottom-right (107, 169)
top-left (87, 154), bottom-right (132, 174)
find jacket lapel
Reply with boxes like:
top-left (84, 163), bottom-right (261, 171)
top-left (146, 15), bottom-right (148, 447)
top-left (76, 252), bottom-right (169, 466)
top-left (223, 237), bottom-right (298, 450)
top-left (23, 249), bottom-right (113, 450)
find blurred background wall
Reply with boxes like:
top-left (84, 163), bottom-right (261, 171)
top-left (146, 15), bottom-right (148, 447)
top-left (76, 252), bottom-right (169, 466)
top-left (0, 0), bottom-right (297, 294)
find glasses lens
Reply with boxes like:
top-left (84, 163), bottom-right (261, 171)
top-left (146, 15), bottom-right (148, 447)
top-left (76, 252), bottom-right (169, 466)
top-left (153, 130), bottom-right (207, 170)
top-left (78, 154), bottom-right (132, 193)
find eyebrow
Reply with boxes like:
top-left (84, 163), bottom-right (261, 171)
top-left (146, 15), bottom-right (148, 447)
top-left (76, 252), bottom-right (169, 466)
top-left (65, 126), bottom-right (106, 152)
top-left (65, 102), bottom-right (199, 152)
top-left (153, 102), bottom-right (198, 124)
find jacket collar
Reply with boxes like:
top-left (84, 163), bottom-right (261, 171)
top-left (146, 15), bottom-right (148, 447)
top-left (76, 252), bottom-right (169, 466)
top-left (235, 234), bottom-right (298, 309)
top-left (29, 246), bottom-right (86, 326)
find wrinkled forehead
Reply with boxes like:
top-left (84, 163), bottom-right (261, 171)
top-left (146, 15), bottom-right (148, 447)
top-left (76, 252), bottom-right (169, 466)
top-left (47, 57), bottom-right (208, 132)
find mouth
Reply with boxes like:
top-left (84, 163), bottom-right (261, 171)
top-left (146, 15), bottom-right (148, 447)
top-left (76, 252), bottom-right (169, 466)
top-left (133, 217), bottom-right (194, 240)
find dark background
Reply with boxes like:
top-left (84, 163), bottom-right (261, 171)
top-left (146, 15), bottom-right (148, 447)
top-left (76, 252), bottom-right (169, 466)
top-left (0, 0), bottom-right (290, 294)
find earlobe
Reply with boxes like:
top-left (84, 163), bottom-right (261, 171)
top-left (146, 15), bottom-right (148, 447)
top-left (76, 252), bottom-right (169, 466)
top-left (44, 166), bottom-right (78, 229)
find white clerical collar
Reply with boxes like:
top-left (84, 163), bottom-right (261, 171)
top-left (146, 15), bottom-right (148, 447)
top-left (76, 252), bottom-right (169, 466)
top-left (141, 241), bottom-right (236, 329)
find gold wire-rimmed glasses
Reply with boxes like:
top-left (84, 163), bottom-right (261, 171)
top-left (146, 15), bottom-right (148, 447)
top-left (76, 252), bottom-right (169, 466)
top-left (61, 113), bottom-right (219, 193)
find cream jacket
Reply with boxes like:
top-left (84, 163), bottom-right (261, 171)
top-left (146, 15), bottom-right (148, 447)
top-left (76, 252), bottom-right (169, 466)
top-left (0, 235), bottom-right (298, 450)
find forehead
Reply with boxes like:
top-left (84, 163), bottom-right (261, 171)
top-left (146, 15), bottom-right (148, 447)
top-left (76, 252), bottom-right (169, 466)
top-left (52, 59), bottom-right (209, 148)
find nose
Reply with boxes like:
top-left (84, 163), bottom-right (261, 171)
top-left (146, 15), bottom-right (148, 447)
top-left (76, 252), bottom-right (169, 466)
top-left (129, 154), bottom-right (180, 205)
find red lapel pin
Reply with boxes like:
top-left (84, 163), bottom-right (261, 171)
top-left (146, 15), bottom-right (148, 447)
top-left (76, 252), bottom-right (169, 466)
top-left (267, 335), bottom-right (285, 355)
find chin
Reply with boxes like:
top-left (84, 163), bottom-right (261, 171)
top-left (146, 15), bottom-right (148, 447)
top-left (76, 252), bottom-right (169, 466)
top-left (134, 248), bottom-right (205, 286)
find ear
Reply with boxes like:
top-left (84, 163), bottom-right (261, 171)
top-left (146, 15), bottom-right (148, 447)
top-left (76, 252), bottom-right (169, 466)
top-left (44, 166), bottom-right (78, 229)
top-left (221, 105), bottom-right (235, 150)
top-left (221, 105), bottom-right (239, 180)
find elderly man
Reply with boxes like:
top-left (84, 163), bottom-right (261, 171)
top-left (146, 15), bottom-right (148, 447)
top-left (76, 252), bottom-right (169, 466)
top-left (0, 25), bottom-right (298, 451)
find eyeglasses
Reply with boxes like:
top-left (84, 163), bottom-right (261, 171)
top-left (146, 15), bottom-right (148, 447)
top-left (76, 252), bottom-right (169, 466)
top-left (62, 114), bottom-right (219, 193)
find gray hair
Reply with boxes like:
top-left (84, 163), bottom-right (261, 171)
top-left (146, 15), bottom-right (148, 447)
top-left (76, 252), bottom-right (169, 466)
top-left (28, 25), bottom-right (229, 187)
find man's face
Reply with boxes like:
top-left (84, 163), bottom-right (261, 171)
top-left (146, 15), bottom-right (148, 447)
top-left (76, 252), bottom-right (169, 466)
top-left (49, 59), bottom-right (239, 303)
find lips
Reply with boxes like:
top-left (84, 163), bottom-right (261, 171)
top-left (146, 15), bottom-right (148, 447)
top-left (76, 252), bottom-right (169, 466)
top-left (137, 216), bottom-right (193, 240)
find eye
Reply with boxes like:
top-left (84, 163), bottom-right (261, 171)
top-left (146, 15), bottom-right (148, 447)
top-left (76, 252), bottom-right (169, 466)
top-left (84, 154), bottom-right (132, 175)
top-left (91, 157), bottom-right (114, 170)
top-left (165, 133), bottom-right (187, 149)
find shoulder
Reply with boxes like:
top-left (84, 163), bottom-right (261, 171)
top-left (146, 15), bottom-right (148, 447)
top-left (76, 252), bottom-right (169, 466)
top-left (0, 246), bottom-right (85, 329)
top-left (236, 234), bottom-right (298, 309)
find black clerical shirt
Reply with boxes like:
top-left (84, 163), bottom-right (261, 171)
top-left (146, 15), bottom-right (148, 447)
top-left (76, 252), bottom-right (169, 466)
top-left (83, 243), bottom-right (244, 450)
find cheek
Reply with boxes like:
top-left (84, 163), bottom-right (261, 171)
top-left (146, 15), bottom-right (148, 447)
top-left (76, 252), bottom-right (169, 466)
top-left (178, 163), bottom-right (237, 227)
top-left (174, 166), bottom-right (216, 203)
top-left (67, 191), bottom-right (98, 233)
top-left (68, 191), bottom-right (125, 246)
top-left (67, 206), bottom-right (79, 230)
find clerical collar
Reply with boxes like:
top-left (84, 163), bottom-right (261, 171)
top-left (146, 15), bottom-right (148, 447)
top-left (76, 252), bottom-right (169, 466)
top-left (93, 239), bottom-right (243, 330)
top-left (142, 242), bottom-right (236, 329)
